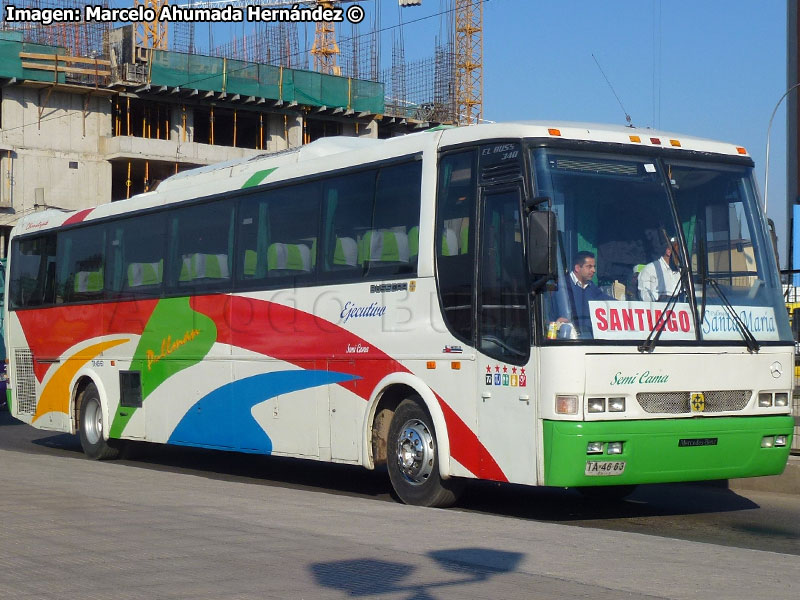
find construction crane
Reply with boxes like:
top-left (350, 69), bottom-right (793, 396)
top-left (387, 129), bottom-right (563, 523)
top-left (453, 0), bottom-right (483, 124)
top-left (134, 0), bottom-right (169, 50)
top-left (400, 0), bottom-right (484, 125)
top-left (136, 0), bottom-right (355, 75)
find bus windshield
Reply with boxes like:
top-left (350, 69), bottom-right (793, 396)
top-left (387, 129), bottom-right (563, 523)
top-left (532, 147), bottom-right (792, 344)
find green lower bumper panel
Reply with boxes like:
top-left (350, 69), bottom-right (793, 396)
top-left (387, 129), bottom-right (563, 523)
top-left (543, 416), bottom-right (794, 487)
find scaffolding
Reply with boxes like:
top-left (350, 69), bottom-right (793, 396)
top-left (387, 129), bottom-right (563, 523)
top-left (0, 0), bottom-right (110, 59)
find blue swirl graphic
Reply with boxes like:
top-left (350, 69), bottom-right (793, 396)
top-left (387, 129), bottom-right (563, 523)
top-left (168, 370), bottom-right (358, 453)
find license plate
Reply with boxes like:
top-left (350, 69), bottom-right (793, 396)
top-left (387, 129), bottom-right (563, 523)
top-left (585, 460), bottom-right (626, 476)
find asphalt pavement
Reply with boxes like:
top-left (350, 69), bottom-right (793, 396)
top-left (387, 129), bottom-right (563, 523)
top-left (1, 444), bottom-right (799, 599)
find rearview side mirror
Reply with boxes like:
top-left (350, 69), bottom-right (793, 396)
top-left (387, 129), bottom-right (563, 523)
top-left (527, 210), bottom-right (557, 285)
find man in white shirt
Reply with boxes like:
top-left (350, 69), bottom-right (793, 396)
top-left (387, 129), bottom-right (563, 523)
top-left (638, 238), bottom-right (682, 302)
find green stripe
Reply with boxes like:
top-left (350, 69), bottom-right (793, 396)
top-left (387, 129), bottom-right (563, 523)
top-left (542, 416), bottom-right (794, 487)
top-left (242, 167), bottom-right (278, 189)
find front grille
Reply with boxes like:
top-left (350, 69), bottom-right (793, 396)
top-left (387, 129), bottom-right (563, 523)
top-left (636, 390), bottom-right (751, 414)
top-left (14, 349), bottom-right (37, 416)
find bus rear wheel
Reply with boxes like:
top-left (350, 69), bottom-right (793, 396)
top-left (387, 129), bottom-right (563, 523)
top-left (78, 383), bottom-right (120, 460)
top-left (387, 398), bottom-right (463, 508)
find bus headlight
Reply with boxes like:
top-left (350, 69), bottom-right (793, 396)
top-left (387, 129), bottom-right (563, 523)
top-left (607, 442), bottom-right (624, 455)
top-left (758, 393), bottom-right (773, 408)
top-left (775, 435), bottom-right (788, 447)
top-left (587, 442), bottom-right (604, 454)
top-left (774, 393), bottom-right (789, 407)
top-left (587, 398), bottom-right (605, 413)
top-left (761, 436), bottom-right (775, 448)
top-left (608, 397), bottom-right (626, 412)
top-left (556, 395), bottom-right (579, 415)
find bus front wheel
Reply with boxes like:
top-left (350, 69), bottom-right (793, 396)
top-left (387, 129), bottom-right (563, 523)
top-left (387, 398), bottom-right (463, 508)
top-left (78, 383), bottom-right (120, 460)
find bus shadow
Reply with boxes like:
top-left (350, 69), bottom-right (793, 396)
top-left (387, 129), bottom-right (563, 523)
top-left (17, 415), bottom-right (762, 520)
top-left (457, 479), bottom-right (761, 522)
top-left (310, 548), bottom-right (524, 599)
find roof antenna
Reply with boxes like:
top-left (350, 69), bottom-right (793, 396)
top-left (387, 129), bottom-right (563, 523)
top-left (592, 53), bottom-right (633, 127)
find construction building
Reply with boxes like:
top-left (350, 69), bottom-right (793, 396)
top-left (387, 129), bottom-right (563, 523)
top-left (0, 1), bottom-right (477, 257)
top-left (0, 27), bottom-right (392, 254)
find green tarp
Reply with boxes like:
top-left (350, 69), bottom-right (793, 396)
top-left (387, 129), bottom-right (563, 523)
top-left (150, 50), bottom-right (383, 113)
top-left (0, 37), bottom-right (67, 83)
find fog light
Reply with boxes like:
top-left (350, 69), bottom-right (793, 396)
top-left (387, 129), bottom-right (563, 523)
top-left (607, 442), bottom-right (623, 455)
top-left (587, 441), bottom-right (603, 455)
top-left (608, 397), bottom-right (626, 412)
top-left (775, 435), bottom-right (788, 447)
top-left (758, 393), bottom-right (773, 408)
top-left (587, 398), bottom-right (606, 413)
top-left (774, 393), bottom-right (789, 407)
top-left (761, 436), bottom-right (775, 448)
top-left (556, 395), bottom-right (579, 415)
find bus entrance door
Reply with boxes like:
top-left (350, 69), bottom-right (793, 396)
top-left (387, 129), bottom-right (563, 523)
top-left (475, 185), bottom-right (537, 484)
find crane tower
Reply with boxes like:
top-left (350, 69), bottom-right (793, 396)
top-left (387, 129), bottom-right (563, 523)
top-left (454, 0), bottom-right (483, 124)
top-left (135, 0), bottom-right (169, 49)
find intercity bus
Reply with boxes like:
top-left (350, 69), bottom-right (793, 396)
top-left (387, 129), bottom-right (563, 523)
top-left (4, 122), bottom-right (795, 506)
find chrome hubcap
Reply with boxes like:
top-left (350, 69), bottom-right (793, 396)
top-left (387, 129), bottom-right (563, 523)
top-left (84, 399), bottom-right (102, 446)
top-left (396, 419), bottom-right (434, 485)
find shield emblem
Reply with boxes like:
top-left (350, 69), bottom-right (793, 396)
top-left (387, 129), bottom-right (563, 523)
top-left (690, 392), bottom-right (705, 413)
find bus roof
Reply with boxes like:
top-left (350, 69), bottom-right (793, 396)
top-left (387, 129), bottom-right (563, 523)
top-left (11, 121), bottom-right (751, 235)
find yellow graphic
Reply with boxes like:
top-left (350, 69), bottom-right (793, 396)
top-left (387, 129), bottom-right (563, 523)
top-left (145, 329), bottom-right (201, 370)
top-left (690, 392), bottom-right (705, 413)
top-left (33, 338), bottom-right (130, 423)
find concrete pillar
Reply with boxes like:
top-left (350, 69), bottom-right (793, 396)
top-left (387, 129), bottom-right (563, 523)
top-left (267, 114), bottom-right (287, 152)
top-left (171, 105), bottom-right (193, 143)
top-left (286, 114), bottom-right (303, 148)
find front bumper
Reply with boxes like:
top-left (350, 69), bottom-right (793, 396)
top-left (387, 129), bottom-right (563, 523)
top-left (543, 416), bottom-right (794, 487)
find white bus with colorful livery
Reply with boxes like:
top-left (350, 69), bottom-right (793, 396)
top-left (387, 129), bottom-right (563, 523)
top-left (4, 122), bottom-right (794, 506)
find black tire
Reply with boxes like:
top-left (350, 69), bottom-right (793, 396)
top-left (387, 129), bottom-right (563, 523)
top-left (577, 484), bottom-right (637, 502)
top-left (78, 383), bottom-right (120, 460)
top-left (387, 397), bottom-right (464, 507)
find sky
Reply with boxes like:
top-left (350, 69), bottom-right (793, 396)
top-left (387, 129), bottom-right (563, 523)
top-left (98, 0), bottom-right (791, 264)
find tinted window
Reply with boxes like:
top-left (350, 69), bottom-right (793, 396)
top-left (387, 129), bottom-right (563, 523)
top-left (9, 234), bottom-right (57, 308)
top-left (436, 151), bottom-right (476, 343)
top-left (478, 188), bottom-right (529, 362)
top-left (320, 170), bottom-right (375, 279)
top-left (56, 225), bottom-right (106, 303)
top-left (107, 212), bottom-right (167, 297)
top-left (366, 161), bottom-right (422, 277)
top-left (168, 200), bottom-right (235, 293)
top-left (237, 181), bottom-right (321, 287)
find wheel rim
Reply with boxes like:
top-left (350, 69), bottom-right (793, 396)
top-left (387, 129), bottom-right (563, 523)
top-left (83, 398), bottom-right (103, 446)
top-left (395, 418), bottom-right (435, 486)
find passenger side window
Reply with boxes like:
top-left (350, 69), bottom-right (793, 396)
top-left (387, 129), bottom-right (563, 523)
top-left (107, 212), bottom-right (167, 298)
top-left (237, 181), bottom-right (321, 287)
top-left (320, 170), bottom-right (375, 279)
top-left (436, 151), bottom-right (476, 343)
top-left (168, 201), bottom-right (235, 292)
top-left (9, 234), bottom-right (57, 308)
top-left (56, 226), bottom-right (105, 304)
top-left (365, 161), bottom-right (422, 277)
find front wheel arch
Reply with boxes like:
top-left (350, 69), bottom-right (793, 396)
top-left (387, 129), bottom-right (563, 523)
top-left (363, 373), bottom-right (452, 476)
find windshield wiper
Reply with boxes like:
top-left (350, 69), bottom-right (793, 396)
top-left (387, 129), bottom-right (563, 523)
top-left (638, 266), bottom-right (689, 353)
top-left (702, 277), bottom-right (761, 353)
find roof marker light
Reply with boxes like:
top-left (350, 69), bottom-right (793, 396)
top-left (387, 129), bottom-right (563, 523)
top-left (669, 139), bottom-right (681, 147)
top-left (736, 146), bottom-right (747, 155)
top-left (629, 135), bottom-right (641, 143)
top-left (548, 128), bottom-right (562, 136)
top-left (650, 137), bottom-right (661, 145)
